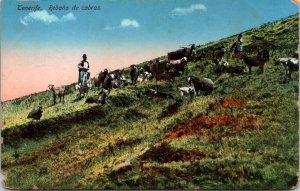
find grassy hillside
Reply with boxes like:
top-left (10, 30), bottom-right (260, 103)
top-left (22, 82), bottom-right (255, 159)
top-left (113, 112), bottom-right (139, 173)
top-left (1, 14), bottom-right (298, 189)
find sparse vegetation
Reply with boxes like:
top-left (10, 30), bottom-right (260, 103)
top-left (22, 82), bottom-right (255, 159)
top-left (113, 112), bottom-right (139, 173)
top-left (2, 14), bottom-right (298, 189)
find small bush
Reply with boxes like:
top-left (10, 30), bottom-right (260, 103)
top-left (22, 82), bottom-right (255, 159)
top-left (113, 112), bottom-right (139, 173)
top-left (109, 93), bottom-right (137, 107)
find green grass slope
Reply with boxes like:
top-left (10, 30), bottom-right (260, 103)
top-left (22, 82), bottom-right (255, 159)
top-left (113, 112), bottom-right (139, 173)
top-left (1, 14), bottom-right (299, 189)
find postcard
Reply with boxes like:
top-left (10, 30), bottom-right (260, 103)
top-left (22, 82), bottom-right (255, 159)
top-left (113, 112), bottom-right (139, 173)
top-left (0, 0), bottom-right (299, 189)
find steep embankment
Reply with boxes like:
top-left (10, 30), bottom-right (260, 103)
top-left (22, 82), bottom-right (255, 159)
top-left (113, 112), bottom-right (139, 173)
top-left (2, 14), bottom-right (298, 189)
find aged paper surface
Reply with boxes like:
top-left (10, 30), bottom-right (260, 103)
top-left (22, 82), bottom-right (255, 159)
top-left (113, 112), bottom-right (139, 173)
top-left (0, 0), bottom-right (299, 189)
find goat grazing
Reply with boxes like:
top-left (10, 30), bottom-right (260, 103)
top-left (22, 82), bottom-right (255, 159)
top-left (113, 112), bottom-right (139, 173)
top-left (187, 76), bottom-right (214, 96)
top-left (241, 49), bottom-right (269, 74)
top-left (276, 57), bottom-right (299, 79)
top-left (178, 86), bottom-right (195, 100)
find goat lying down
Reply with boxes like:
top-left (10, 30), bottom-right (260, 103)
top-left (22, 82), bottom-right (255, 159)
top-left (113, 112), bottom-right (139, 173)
top-left (146, 89), bottom-right (174, 99)
top-left (27, 106), bottom-right (43, 120)
top-left (156, 70), bottom-right (177, 81)
top-left (85, 89), bottom-right (109, 104)
top-left (219, 61), bottom-right (245, 75)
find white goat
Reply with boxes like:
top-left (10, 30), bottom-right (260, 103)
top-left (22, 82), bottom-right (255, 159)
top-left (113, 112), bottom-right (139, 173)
top-left (137, 71), bottom-right (152, 82)
top-left (277, 57), bottom-right (299, 79)
top-left (218, 60), bottom-right (229, 67)
top-left (169, 57), bottom-right (187, 65)
top-left (178, 86), bottom-right (195, 99)
top-left (143, 71), bottom-right (153, 81)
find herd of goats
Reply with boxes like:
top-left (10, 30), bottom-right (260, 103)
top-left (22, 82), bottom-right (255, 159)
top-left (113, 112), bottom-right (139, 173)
top-left (27, 43), bottom-right (299, 120)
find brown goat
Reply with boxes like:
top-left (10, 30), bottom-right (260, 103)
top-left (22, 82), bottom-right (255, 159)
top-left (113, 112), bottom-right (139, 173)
top-left (156, 71), bottom-right (177, 81)
top-left (102, 74), bottom-right (114, 93)
top-left (95, 69), bottom-right (108, 87)
top-left (225, 65), bottom-right (245, 76)
top-left (150, 59), bottom-right (168, 79)
top-left (130, 65), bottom-right (139, 85)
top-left (167, 44), bottom-right (195, 62)
top-left (241, 50), bottom-right (269, 74)
top-left (212, 46), bottom-right (226, 63)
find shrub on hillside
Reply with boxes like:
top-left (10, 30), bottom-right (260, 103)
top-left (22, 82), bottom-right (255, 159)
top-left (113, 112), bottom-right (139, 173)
top-left (109, 93), bottom-right (137, 107)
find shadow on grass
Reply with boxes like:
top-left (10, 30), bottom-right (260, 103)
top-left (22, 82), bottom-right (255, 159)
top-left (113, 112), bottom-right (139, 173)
top-left (3, 105), bottom-right (105, 146)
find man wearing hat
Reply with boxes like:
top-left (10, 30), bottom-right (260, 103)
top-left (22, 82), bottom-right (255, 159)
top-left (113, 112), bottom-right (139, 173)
top-left (230, 33), bottom-right (243, 58)
top-left (78, 54), bottom-right (90, 85)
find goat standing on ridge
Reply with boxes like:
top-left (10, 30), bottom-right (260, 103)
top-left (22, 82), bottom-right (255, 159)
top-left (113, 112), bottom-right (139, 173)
top-left (48, 84), bottom-right (66, 105)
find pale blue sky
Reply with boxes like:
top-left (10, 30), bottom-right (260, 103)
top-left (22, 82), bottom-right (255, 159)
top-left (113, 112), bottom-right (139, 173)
top-left (2, 0), bottom-right (298, 51)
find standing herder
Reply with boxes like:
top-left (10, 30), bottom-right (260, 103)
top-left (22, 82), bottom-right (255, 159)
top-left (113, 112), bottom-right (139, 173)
top-left (130, 64), bottom-right (139, 85)
top-left (230, 33), bottom-right (243, 58)
top-left (78, 54), bottom-right (90, 85)
top-left (191, 44), bottom-right (197, 57)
